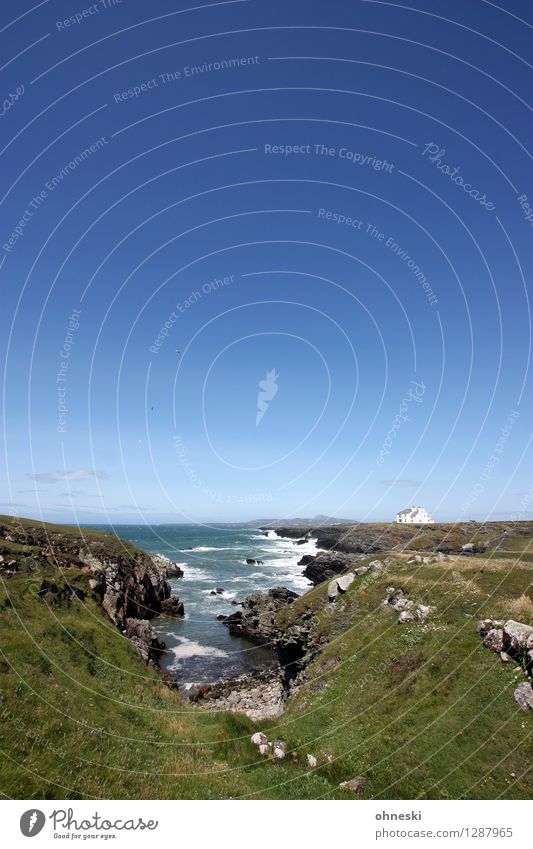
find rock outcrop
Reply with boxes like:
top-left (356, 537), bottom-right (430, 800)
top-left (300, 550), bottom-right (365, 585)
top-left (125, 618), bottom-right (166, 666)
top-left (478, 618), bottom-right (533, 707)
top-left (223, 586), bottom-right (299, 645)
top-left (0, 517), bottom-right (184, 666)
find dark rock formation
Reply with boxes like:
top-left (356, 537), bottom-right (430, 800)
top-left (299, 550), bottom-right (364, 585)
top-left (150, 555), bottom-right (184, 579)
top-left (224, 586), bottom-right (299, 645)
top-left (160, 596), bottom-right (185, 617)
top-left (37, 579), bottom-right (85, 606)
top-left (125, 618), bottom-right (166, 666)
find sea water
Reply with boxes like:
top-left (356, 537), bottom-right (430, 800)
top-left (107, 524), bottom-right (316, 685)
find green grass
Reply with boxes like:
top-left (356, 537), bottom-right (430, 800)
top-left (0, 518), bottom-right (532, 799)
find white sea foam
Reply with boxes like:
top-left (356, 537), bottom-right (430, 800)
top-left (201, 588), bottom-right (237, 600)
top-left (169, 637), bottom-right (228, 661)
top-left (181, 565), bottom-right (214, 582)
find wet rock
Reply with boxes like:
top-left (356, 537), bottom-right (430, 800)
top-left (160, 596), bottom-right (185, 617)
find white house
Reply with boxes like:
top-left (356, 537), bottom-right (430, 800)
top-left (395, 506), bottom-right (434, 524)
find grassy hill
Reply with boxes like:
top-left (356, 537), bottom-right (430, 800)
top-left (0, 515), bottom-right (531, 799)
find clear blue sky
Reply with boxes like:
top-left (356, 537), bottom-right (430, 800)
top-left (1, 0), bottom-right (532, 524)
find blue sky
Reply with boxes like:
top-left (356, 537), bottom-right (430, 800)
top-left (1, 0), bottom-right (532, 523)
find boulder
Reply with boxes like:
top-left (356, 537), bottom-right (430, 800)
top-left (251, 732), bottom-right (268, 747)
top-left (514, 682), bottom-right (533, 710)
top-left (160, 596), bottom-right (184, 617)
top-left (336, 573), bottom-right (355, 593)
top-left (301, 550), bottom-right (364, 585)
top-left (461, 543), bottom-right (474, 552)
top-left (272, 741), bottom-right (286, 759)
top-left (339, 776), bottom-right (366, 795)
top-left (398, 610), bottom-right (415, 624)
top-left (483, 628), bottom-right (505, 653)
top-left (395, 597), bottom-right (415, 612)
top-left (354, 566), bottom-right (369, 576)
top-left (258, 743), bottom-right (270, 756)
top-left (368, 560), bottom-right (383, 572)
top-left (328, 579), bottom-right (339, 601)
top-left (307, 754), bottom-right (317, 768)
top-left (222, 587), bottom-right (298, 644)
top-left (125, 618), bottom-right (165, 666)
top-left (503, 620), bottom-right (533, 652)
top-left (477, 619), bottom-right (495, 637)
top-left (414, 604), bottom-right (432, 622)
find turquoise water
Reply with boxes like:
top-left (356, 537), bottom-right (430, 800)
top-left (107, 524), bottom-right (316, 685)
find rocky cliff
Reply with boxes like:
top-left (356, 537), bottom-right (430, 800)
top-left (0, 515), bottom-right (184, 666)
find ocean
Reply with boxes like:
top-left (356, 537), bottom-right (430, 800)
top-left (110, 524), bottom-right (316, 685)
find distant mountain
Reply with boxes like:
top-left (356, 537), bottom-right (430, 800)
top-left (234, 515), bottom-right (358, 528)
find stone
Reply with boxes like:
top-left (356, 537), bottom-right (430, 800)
top-left (339, 776), bottom-right (366, 795)
top-left (302, 550), bottom-right (364, 585)
top-left (124, 618), bottom-right (165, 666)
top-left (354, 566), bottom-right (369, 576)
top-left (483, 628), bottom-right (505, 653)
top-left (503, 620), bottom-right (533, 652)
top-left (368, 560), bottom-right (383, 571)
top-left (500, 652), bottom-right (514, 663)
top-left (398, 611), bottom-right (415, 624)
top-left (336, 573), bottom-right (355, 593)
top-left (328, 579), bottom-right (339, 601)
top-left (272, 741), bottom-right (286, 759)
top-left (461, 543), bottom-right (474, 552)
top-left (251, 732), bottom-right (268, 747)
top-left (258, 743), bottom-right (269, 756)
top-left (513, 682), bottom-right (533, 710)
top-left (160, 596), bottom-right (184, 617)
top-left (477, 619), bottom-right (494, 637)
top-left (414, 604), bottom-right (432, 622)
top-left (307, 754), bottom-right (317, 768)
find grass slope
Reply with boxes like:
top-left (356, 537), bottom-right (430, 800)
top-left (0, 517), bottom-right (531, 799)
